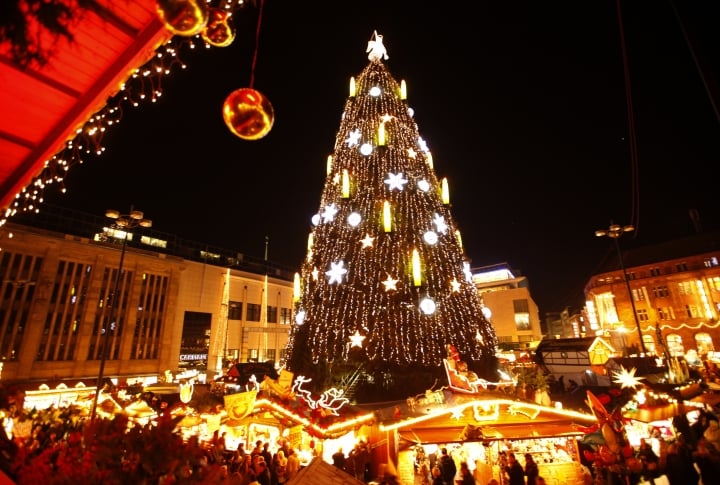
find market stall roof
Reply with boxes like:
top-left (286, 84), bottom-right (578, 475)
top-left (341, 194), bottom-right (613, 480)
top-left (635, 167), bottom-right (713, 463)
top-left (0, 1), bottom-right (170, 214)
top-left (379, 392), bottom-right (597, 445)
top-left (622, 402), bottom-right (696, 423)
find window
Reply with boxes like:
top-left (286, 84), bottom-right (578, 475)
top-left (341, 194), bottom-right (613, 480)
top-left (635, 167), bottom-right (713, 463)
top-left (666, 334), bottom-right (684, 357)
top-left (266, 348), bottom-right (276, 362)
top-left (247, 348), bottom-right (259, 362)
top-left (708, 276), bottom-right (720, 292)
top-left (650, 267), bottom-right (662, 277)
top-left (632, 288), bottom-right (646, 301)
top-left (677, 282), bottom-right (694, 296)
top-left (652, 286), bottom-right (670, 298)
top-left (636, 309), bottom-right (649, 322)
top-left (656, 307), bottom-right (675, 320)
top-left (246, 303), bottom-right (261, 322)
top-left (675, 262), bottom-right (688, 272)
top-left (686, 305), bottom-right (699, 318)
top-left (267, 305), bottom-right (278, 323)
top-left (513, 299), bottom-right (530, 330)
top-left (695, 333), bottom-right (715, 356)
top-left (228, 301), bottom-right (243, 320)
top-left (280, 307), bottom-right (292, 325)
top-left (642, 335), bottom-right (657, 356)
top-left (704, 257), bottom-right (719, 268)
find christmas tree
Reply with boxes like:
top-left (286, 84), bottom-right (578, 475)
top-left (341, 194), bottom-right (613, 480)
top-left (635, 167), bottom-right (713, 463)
top-left (285, 32), bottom-right (498, 401)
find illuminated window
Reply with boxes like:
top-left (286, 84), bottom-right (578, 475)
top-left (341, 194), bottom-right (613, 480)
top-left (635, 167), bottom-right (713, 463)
top-left (686, 305), bottom-right (699, 318)
top-left (642, 335), bottom-right (657, 356)
top-left (657, 307), bottom-right (675, 321)
top-left (666, 334), bottom-right (684, 357)
top-left (677, 281), bottom-right (694, 296)
top-left (695, 333), bottom-right (715, 356)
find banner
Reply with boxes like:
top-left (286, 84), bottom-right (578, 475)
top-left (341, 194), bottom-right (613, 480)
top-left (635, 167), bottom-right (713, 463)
top-left (224, 389), bottom-right (258, 421)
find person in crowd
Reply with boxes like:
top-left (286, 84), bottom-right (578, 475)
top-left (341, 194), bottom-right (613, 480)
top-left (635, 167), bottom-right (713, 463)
top-left (636, 438), bottom-right (660, 485)
top-left (524, 453), bottom-right (539, 485)
top-left (439, 447), bottom-right (457, 485)
top-left (431, 465), bottom-right (444, 485)
top-left (536, 478), bottom-right (547, 485)
top-left (455, 461), bottom-right (474, 485)
top-left (693, 437), bottom-right (720, 485)
top-left (285, 447), bottom-right (300, 481)
top-left (248, 454), bottom-right (271, 485)
top-left (272, 448), bottom-right (288, 485)
top-left (664, 440), bottom-right (699, 485)
top-left (332, 447), bottom-right (347, 470)
top-left (418, 461), bottom-right (431, 485)
top-left (261, 441), bottom-right (273, 468)
top-left (504, 453), bottom-right (525, 485)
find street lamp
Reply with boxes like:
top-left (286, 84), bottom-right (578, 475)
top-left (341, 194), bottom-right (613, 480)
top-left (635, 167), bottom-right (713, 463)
top-left (595, 222), bottom-right (647, 355)
top-left (90, 207), bottom-right (151, 421)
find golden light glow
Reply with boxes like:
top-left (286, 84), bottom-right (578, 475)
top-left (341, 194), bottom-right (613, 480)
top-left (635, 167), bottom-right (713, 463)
top-left (342, 169), bottom-right (350, 198)
top-left (412, 249), bottom-right (422, 287)
top-left (612, 366), bottom-right (645, 389)
top-left (378, 122), bottom-right (386, 146)
top-left (327, 155), bottom-right (333, 174)
top-left (441, 177), bottom-right (450, 204)
top-left (400, 79), bottom-right (407, 100)
top-left (349, 76), bottom-right (356, 97)
top-left (293, 273), bottom-right (301, 302)
top-left (383, 200), bottom-right (392, 232)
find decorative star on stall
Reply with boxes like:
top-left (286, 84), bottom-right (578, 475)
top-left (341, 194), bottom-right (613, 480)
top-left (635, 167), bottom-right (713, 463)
top-left (450, 278), bottom-right (461, 292)
top-left (349, 330), bottom-right (366, 348)
top-left (451, 408), bottom-right (465, 420)
top-left (612, 366), bottom-right (645, 389)
top-left (321, 203), bottom-right (338, 223)
top-left (382, 275), bottom-right (399, 291)
top-left (346, 129), bottom-right (361, 147)
top-left (433, 213), bottom-right (448, 234)
top-left (360, 233), bottom-right (375, 248)
top-left (326, 261), bottom-right (348, 284)
top-left (384, 172), bottom-right (408, 191)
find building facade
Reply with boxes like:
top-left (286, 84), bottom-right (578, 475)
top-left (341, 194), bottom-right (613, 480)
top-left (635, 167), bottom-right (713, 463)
top-left (0, 209), bottom-right (295, 388)
top-left (471, 263), bottom-right (542, 352)
top-left (584, 232), bottom-right (720, 361)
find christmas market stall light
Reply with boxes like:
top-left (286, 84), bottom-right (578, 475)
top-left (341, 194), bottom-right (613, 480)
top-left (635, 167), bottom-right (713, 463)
top-left (0, 0), bottom-right (269, 228)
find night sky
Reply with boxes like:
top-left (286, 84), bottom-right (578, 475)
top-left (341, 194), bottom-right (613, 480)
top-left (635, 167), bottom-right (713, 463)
top-left (41, 1), bottom-right (720, 316)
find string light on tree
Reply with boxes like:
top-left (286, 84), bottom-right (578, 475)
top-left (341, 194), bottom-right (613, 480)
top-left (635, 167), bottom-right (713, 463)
top-left (285, 31), bottom-right (498, 391)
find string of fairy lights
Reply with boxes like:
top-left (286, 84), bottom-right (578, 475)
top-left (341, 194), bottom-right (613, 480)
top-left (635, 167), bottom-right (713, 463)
top-left (0, 0), bottom-right (257, 228)
top-left (286, 34), bottom-right (498, 370)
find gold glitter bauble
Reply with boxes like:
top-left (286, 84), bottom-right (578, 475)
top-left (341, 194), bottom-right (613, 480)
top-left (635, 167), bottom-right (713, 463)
top-left (156, 0), bottom-right (209, 37)
top-left (222, 88), bottom-right (275, 141)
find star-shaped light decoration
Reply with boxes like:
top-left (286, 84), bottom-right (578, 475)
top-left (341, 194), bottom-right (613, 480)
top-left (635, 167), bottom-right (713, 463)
top-left (360, 233), bottom-right (375, 248)
top-left (311, 267), bottom-right (319, 280)
top-left (326, 261), bottom-right (348, 285)
top-left (349, 330), bottom-right (366, 348)
top-left (333, 173), bottom-right (341, 183)
top-left (407, 148), bottom-right (416, 158)
top-left (384, 172), bottom-right (408, 191)
top-left (382, 274), bottom-right (399, 291)
top-left (380, 113), bottom-right (393, 123)
top-left (433, 213), bottom-right (448, 234)
top-left (612, 366), bottom-right (645, 389)
top-left (451, 408), bottom-right (465, 420)
top-left (321, 203), bottom-right (338, 223)
top-left (418, 136), bottom-right (429, 152)
top-left (346, 129), bottom-right (361, 147)
top-left (450, 278), bottom-right (461, 292)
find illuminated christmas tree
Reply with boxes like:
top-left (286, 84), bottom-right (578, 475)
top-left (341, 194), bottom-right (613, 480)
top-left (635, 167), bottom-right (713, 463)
top-left (285, 32), bottom-right (498, 400)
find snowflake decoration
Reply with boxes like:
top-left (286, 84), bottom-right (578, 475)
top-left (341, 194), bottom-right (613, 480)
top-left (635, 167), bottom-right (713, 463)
top-left (384, 172), bottom-right (408, 191)
top-left (346, 129), bottom-right (361, 147)
top-left (326, 261), bottom-right (348, 285)
top-left (321, 203), bottom-right (338, 223)
top-left (433, 213), bottom-right (448, 234)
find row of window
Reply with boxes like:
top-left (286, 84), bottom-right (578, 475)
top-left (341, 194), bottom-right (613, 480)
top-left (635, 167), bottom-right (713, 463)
top-left (227, 301), bottom-right (292, 324)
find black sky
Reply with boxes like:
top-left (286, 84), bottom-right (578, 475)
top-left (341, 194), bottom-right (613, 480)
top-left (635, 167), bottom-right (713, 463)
top-left (43, 1), bottom-right (720, 316)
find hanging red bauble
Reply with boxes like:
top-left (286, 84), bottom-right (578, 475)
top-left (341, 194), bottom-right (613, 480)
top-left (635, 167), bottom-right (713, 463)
top-left (222, 88), bottom-right (275, 140)
top-left (156, 0), bottom-right (209, 37)
top-left (202, 8), bottom-right (235, 48)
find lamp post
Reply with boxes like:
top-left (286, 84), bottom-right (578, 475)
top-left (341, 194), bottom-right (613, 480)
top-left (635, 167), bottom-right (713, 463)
top-left (595, 222), bottom-right (647, 355)
top-left (90, 207), bottom-right (151, 421)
